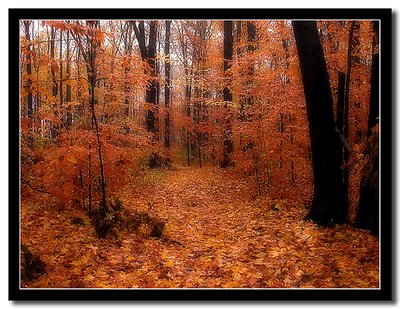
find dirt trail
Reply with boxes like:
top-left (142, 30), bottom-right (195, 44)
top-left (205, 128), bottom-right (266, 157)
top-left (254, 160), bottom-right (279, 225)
top-left (21, 165), bottom-right (379, 288)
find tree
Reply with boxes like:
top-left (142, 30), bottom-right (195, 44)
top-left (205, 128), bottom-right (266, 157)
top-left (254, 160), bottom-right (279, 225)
top-left (220, 20), bottom-right (234, 168)
top-left (49, 26), bottom-right (58, 97)
top-left (23, 21), bottom-right (33, 124)
top-left (71, 20), bottom-right (108, 214)
top-left (355, 21), bottom-right (379, 234)
top-left (122, 21), bottom-right (135, 117)
top-left (164, 20), bottom-right (172, 152)
top-left (133, 21), bottom-right (159, 134)
top-left (178, 22), bottom-right (194, 166)
top-left (293, 21), bottom-right (345, 225)
top-left (59, 29), bottom-right (64, 109)
top-left (367, 21), bottom-right (379, 132)
top-left (65, 29), bottom-right (72, 127)
top-left (341, 21), bottom-right (358, 221)
top-left (238, 21), bottom-right (256, 122)
top-left (336, 70), bottom-right (346, 214)
top-left (246, 21), bottom-right (256, 107)
top-left (332, 21), bottom-right (358, 223)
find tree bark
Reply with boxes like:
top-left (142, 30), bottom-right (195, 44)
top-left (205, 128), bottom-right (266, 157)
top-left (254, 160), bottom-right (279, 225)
top-left (123, 21), bottom-right (134, 117)
top-left (246, 21), bottom-right (256, 79)
top-left (239, 21), bottom-right (256, 122)
top-left (134, 21), bottom-right (159, 134)
top-left (341, 21), bottom-right (358, 220)
top-left (164, 20), bottom-right (171, 150)
top-left (65, 30), bottom-right (72, 127)
top-left (220, 21), bottom-right (234, 168)
top-left (23, 21), bottom-right (33, 122)
top-left (355, 21), bottom-right (379, 233)
top-left (76, 21), bottom-right (107, 213)
top-left (59, 30), bottom-right (63, 109)
top-left (367, 21), bottom-right (380, 132)
top-left (50, 26), bottom-right (58, 97)
top-left (146, 21), bottom-right (158, 133)
top-left (336, 71), bottom-right (346, 216)
top-left (185, 65), bottom-right (192, 166)
top-left (293, 21), bottom-right (345, 225)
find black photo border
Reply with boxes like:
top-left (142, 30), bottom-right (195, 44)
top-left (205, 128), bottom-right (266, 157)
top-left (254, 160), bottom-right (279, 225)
top-left (9, 8), bottom-right (393, 301)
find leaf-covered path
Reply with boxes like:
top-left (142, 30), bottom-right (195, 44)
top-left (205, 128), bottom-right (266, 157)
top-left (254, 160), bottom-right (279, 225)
top-left (21, 166), bottom-right (379, 288)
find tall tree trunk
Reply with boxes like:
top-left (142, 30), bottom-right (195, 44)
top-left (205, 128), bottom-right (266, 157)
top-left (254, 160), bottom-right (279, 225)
top-left (23, 21), bottom-right (33, 124)
top-left (76, 44), bottom-right (84, 116)
top-left (133, 21), bottom-right (159, 134)
top-left (293, 21), bottom-right (345, 225)
top-left (340, 21), bottom-right (357, 222)
top-left (236, 21), bottom-right (242, 55)
top-left (77, 21), bottom-right (107, 214)
top-left (367, 21), bottom-right (380, 132)
top-left (33, 23), bottom-right (41, 133)
top-left (123, 21), bottom-right (134, 117)
top-left (50, 26), bottom-right (58, 97)
top-left (237, 21), bottom-right (245, 122)
top-left (133, 21), bottom-right (161, 167)
top-left (192, 21), bottom-right (208, 166)
top-left (59, 30), bottom-right (63, 109)
top-left (146, 21), bottom-right (158, 134)
top-left (246, 21), bottom-right (256, 81)
top-left (180, 31), bottom-right (192, 166)
top-left (65, 30), bottom-right (72, 128)
top-left (240, 21), bottom-right (256, 122)
top-left (355, 21), bottom-right (380, 233)
top-left (164, 20), bottom-right (171, 151)
top-left (220, 20), bottom-right (234, 168)
top-left (336, 70), bottom-right (346, 201)
top-left (185, 67), bottom-right (192, 166)
top-left (336, 72), bottom-right (346, 133)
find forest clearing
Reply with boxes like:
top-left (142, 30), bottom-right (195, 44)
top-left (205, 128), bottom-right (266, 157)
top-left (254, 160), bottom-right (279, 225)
top-left (19, 18), bottom-right (380, 289)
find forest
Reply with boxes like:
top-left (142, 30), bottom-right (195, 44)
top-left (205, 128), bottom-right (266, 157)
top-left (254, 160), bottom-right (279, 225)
top-left (19, 19), bottom-right (379, 288)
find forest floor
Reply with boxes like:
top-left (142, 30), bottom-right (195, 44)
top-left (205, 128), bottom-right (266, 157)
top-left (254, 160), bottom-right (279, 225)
top-left (21, 165), bottom-right (379, 288)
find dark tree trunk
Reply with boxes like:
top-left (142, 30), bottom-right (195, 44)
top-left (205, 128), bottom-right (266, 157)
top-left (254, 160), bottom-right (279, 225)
top-left (59, 30), bottom-right (63, 109)
top-left (72, 20), bottom-right (107, 214)
top-left (179, 29), bottom-right (192, 166)
top-left (33, 23), bottom-right (41, 131)
top-left (164, 20), bottom-right (171, 150)
top-left (355, 21), bottom-right (380, 234)
top-left (185, 68), bottom-right (192, 166)
top-left (23, 21), bottom-right (33, 122)
top-left (246, 21), bottom-right (256, 78)
top-left (336, 71), bottom-right (346, 216)
top-left (341, 21), bottom-right (358, 221)
top-left (367, 21), bottom-right (380, 132)
top-left (191, 22), bottom-right (209, 166)
top-left (123, 21), bottom-right (134, 117)
top-left (65, 30), bottom-right (72, 128)
top-left (240, 21), bottom-right (256, 122)
top-left (220, 20), bottom-right (234, 168)
top-left (76, 44), bottom-right (84, 116)
top-left (91, 26), bottom-right (107, 214)
top-left (133, 21), bottom-right (159, 134)
top-left (355, 130), bottom-right (379, 234)
top-left (336, 72), bottom-right (346, 130)
top-left (146, 21), bottom-right (158, 134)
top-left (236, 21), bottom-right (242, 55)
top-left (223, 21), bottom-right (233, 103)
top-left (50, 26), bottom-right (58, 97)
top-left (293, 21), bottom-right (345, 225)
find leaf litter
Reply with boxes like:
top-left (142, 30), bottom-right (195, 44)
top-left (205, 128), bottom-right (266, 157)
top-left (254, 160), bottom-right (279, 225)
top-left (21, 165), bottom-right (379, 288)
